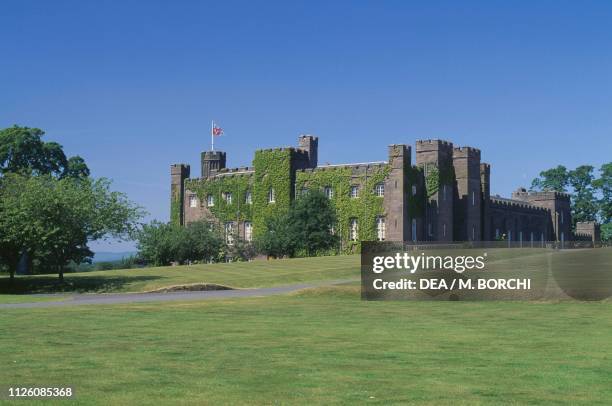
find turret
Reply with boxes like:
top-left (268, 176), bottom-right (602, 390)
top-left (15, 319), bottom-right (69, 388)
top-left (384, 144), bottom-right (411, 241)
top-left (297, 135), bottom-right (318, 168)
top-left (453, 146), bottom-right (482, 241)
top-left (170, 163), bottom-right (190, 225)
top-left (201, 151), bottom-right (227, 179)
top-left (415, 139), bottom-right (454, 241)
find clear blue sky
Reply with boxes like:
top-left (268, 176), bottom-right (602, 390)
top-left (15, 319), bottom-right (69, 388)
top-left (2, 1), bottom-right (611, 252)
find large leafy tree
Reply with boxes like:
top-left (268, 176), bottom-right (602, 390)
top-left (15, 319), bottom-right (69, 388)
top-left (256, 190), bottom-right (338, 258)
top-left (0, 125), bottom-right (88, 178)
top-left (0, 174), bottom-right (143, 280)
top-left (593, 163), bottom-right (612, 223)
top-left (568, 165), bottom-right (598, 225)
top-left (136, 220), bottom-right (223, 266)
top-left (530, 165), bottom-right (569, 192)
top-left (289, 190), bottom-right (338, 256)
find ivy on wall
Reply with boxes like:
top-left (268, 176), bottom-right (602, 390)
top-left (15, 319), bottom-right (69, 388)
top-left (252, 149), bottom-right (293, 238)
top-left (170, 193), bottom-right (181, 226)
top-left (421, 162), bottom-right (455, 199)
top-left (296, 165), bottom-right (389, 254)
top-left (185, 174), bottom-right (253, 224)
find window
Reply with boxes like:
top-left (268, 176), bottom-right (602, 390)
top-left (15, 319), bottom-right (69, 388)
top-left (560, 211), bottom-right (564, 224)
top-left (225, 222), bottom-right (235, 245)
top-left (472, 226), bottom-right (476, 241)
top-left (472, 191), bottom-right (476, 206)
top-left (189, 194), bottom-right (198, 208)
top-left (350, 185), bottom-right (359, 198)
top-left (324, 186), bottom-right (333, 199)
top-left (412, 185), bottom-right (417, 196)
top-left (245, 191), bottom-right (252, 205)
top-left (519, 231), bottom-right (523, 243)
top-left (329, 224), bottom-right (335, 235)
top-left (530, 232), bottom-right (534, 243)
top-left (244, 222), bottom-right (252, 242)
top-left (412, 219), bottom-right (417, 242)
top-left (443, 223), bottom-right (447, 237)
top-left (224, 192), bottom-right (232, 205)
top-left (376, 217), bottom-right (386, 241)
top-left (443, 185), bottom-right (447, 201)
top-left (207, 195), bottom-right (215, 207)
top-left (495, 228), bottom-right (500, 239)
top-left (428, 223), bottom-right (432, 237)
top-left (268, 188), bottom-right (275, 203)
top-left (349, 219), bottom-right (359, 241)
top-left (375, 183), bottom-right (384, 197)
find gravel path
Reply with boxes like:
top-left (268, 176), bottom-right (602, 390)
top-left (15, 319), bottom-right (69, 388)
top-left (0, 279), bottom-right (356, 309)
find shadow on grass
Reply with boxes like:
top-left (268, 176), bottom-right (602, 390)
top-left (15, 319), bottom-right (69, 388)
top-left (0, 275), bottom-right (163, 294)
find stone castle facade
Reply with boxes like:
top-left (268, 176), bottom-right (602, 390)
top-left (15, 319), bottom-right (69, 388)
top-left (171, 135), bottom-right (600, 249)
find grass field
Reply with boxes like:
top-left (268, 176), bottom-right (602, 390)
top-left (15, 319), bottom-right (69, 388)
top-left (0, 255), bottom-right (360, 295)
top-left (1, 252), bottom-right (612, 404)
top-left (2, 286), bottom-right (612, 404)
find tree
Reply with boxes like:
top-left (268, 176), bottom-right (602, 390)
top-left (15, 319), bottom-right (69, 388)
top-left (0, 174), bottom-right (143, 280)
top-left (601, 223), bottom-right (612, 243)
top-left (136, 220), bottom-right (224, 266)
top-left (255, 190), bottom-right (338, 258)
top-left (530, 165), bottom-right (569, 192)
top-left (568, 165), bottom-right (598, 226)
top-left (289, 190), bottom-right (338, 256)
top-left (0, 125), bottom-right (88, 178)
top-left (593, 163), bottom-right (612, 224)
top-left (255, 212), bottom-right (297, 258)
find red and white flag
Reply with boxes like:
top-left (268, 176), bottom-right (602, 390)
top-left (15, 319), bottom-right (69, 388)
top-left (212, 124), bottom-right (223, 136)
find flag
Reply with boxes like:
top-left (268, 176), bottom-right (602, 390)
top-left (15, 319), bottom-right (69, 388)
top-left (212, 125), bottom-right (223, 136)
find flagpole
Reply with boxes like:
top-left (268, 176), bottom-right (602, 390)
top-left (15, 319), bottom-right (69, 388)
top-left (211, 120), bottom-right (214, 151)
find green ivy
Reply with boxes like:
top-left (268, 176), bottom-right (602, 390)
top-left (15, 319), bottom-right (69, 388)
top-left (170, 185), bottom-right (181, 226)
top-left (421, 163), bottom-right (455, 199)
top-left (185, 174), bottom-right (253, 224)
top-left (296, 165), bottom-right (389, 254)
top-left (252, 149), bottom-right (293, 238)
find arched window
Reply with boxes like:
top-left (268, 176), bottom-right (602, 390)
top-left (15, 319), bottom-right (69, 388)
top-left (375, 183), bottom-right (384, 197)
top-left (349, 218), bottom-right (359, 241)
top-left (268, 188), bottom-right (276, 203)
top-left (207, 195), bottom-right (215, 207)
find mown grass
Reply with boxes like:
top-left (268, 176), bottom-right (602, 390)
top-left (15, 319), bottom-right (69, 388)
top-left (0, 255), bottom-right (359, 295)
top-left (1, 286), bottom-right (612, 405)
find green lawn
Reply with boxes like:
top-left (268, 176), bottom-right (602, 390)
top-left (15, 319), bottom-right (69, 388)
top-left (0, 255), bottom-right (360, 295)
top-left (1, 286), bottom-right (612, 405)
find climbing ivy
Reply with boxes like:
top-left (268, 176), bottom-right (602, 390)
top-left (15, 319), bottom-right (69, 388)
top-left (296, 165), bottom-right (390, 254)
top-left (421, 163), bottom-right (455, 199)
top-left (170, 193), bottom-right (181, 226)
top-left (252, 149), bottom-right (293, 238)
top-left (185, 174), bottom-right (253, 224)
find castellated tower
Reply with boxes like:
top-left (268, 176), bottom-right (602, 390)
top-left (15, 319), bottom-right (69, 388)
top-left (297, 135), bottom-right (318, 168)
top-left (384, 144), bottom-right (411, 241)
top-left (170, 163), bottom-right (190, 226)
top-left (512, 189), bottom-right (572, 242)
top-left (201, 151), bottom-right (227, 179)
top-left (453, 147), bottom-right (482, 241)
top-left (415, 140), bottom-right (454, 241)
top-left (480, 163), bottom-right (491, 240)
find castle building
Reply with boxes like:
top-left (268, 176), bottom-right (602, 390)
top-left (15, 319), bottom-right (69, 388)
top-left (171, 136), bottom-right (599, 250)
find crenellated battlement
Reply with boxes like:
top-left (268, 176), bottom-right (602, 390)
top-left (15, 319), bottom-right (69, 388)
top-left (490, 196), bottom-right (548, 212)
top-left (415, 139), bottom-right (454, 151)
top-left (453, 146), bottom-right (481, 158)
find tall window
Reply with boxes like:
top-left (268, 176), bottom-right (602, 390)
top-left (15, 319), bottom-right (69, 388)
top-left (472, 191), bottom-right (476, 206)
top-left (443, 223), bottom-right (447, 237)
top-left (375, 183), bottom-right (384, 197)
top-left (412, 185), bottom-right (417, 196)
top-left (245, 191), bottom-right (252, 205)
top-left (443, 185), bottom-right (447, 201)
top-left (224, 192), bottom-right (232, 205)
top-left (189, 195), bottom-right (198, 208)
top-left (560, 211), bottom-right (564, 224)
top-left (472, 226), bottom-right (476, 241)
top-left (428, 223), bottom-right (432, 237)
top-left (376, 217), bottom-right (386, 241)
top-left (412, 219), bottom-right (417, 242)
top-left (349, 218), bottom-right (359, 241)
top-left (225, 222), bottom-right (235, 245)
top-left (268, 188), bottom-right (276, 203)
top-left (207, 195), bottom-right (214, 207)
top-left (495, 228), bottom-right (500, 239)
top-left (350, 185), bottom-right (359, 198)
top-left (244, 222), bottom-right (253, 242)
top-left (324, 186), bottom-right (333, 199)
